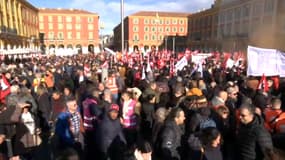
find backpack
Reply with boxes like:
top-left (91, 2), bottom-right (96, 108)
top-left (82, 98), bottom-right (97, 131)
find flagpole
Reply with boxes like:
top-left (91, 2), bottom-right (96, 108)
top-left (121, 0), bottom-right (124, 53)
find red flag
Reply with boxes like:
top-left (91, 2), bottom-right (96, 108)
top-left (0, 74), bottom-right (11, 104)
top-left (271, 76), bottom-right (279, 90)
top-left (258, 74), bottom-right (269, 92)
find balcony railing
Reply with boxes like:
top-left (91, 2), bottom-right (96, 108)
top-left (0, 26), bottom-right (17, 35)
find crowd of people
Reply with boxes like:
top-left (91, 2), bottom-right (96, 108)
top-left (0, 51), bottom-right (284, 160)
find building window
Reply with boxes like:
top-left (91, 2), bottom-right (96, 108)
top-left (39, 23), bottom-right (44, 30)
top-left (152, 35), bottom-right (156, 40)
top-left (179, 27), bottom-right (184, 33)
top-left (48, 16), bottom-right (52, 22)
top-left (172, 27), bottom-right (177, 33)
top-left (58, 32), bottom-right (64, 40)
top-left (88, 32), bottom-right (93, 39)
top-left (58, 23), bottom-right (63, 30)
top-left (172, 19), bottom-right (177, 24)
top-left (88, 24), bottom-right (94, 30)
top-left (48, 32), bottom-right (54, 39)
top-left (66, 16), bottom-right (72, 22)
top-left (235, 8), bottom-right (241, 20)
top-left (76, 32), bottom-right (81, 39)
top-left (158, 27), bottom-right (163, 32)
top-left (179, 19), bottom-right (184, 25)
top-left (265, 0), bottom-right (274, 13)
top-left (144, 26), bottom-right (149, 32)
top-left (165, 19), bottom-right (170, 25)
top-left (253, 2), bottom-right (262, 16)
top-left (76, 16), bottom-right (81, 23)
top-left (158, 35), bottom-right (163, 41)
top-left (243, 5), bottom-right (250, 18)
top-left (160, 19), bottom-right (164, 25)
top-left (144, 34), bottom-right (149, 41)
top-left (220, 13), bottom-right (225, 24)
top-left (144, 34), bottom-right (149, 40)
top-left (88, 17), bottom-right (93, 23)
top-left (165, 27), bottom-right (170, 32)
top-left (48, 23), bottom-right (53, 30)
top-left (227, 10), bottom-right (233, 22)
top-left (133, 18), bottom-right (139, 24)
top-left (151, 27), bottom-right (156, 32)
top-left (67, 32), bottom-right (72, 39)
top-left (144, 19), bottom-right (149, 24)
top-left (133, 26), bottom-right (138, 32)
top-left (133, 34), bottom-right (139, 41)
top-left (58, 16), bottom-right (62, 22)
top-left (75, 24), bottom-right (81, 30)
top-left (39, 16), bottom-right (43, 22)
top-left (66, 24), bottom-right (72, 30)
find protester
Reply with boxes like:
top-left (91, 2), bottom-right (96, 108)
top-left (237, 103), bottom-right (275, 160)
top-left (160, 107), bottom-right (185, 160)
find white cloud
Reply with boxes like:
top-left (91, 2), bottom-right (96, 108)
top-left (68, 0), bottom-right (214, 34)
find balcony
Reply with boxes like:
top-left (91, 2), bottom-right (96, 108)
top-left (0, 25), bottom-right (17, 35)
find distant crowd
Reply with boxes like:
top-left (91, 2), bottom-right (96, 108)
top-left (0, 51), bottom-right (284, 160)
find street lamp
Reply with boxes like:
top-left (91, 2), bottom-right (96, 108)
top-left (121, 0), bottom-right (124, 52)
top-left (155, 12), bottom-right (159, 51)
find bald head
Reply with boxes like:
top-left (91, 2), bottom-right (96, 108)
top-left (218, 91), bottom-right (228, 102)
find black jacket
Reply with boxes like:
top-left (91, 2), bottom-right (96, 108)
top-left (161, 121), bottom-right (183, 160)
top-left (96, 114), bottom-right (126, 154)
top-left (237, 115), bottom-right (273, 160)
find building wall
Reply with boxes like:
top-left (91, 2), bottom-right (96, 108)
top-left (39, 9), bottom-right (99, 52)
top-left (113, 12), bottom-right (189, 52)
top-left (217, 0), bottom-right (283, 51)
top-left (0, 0), bottom-right (39, 49)
top-left (128, 15), bottom-right (188, 51)
top-left (187, 7), bottom-right (219, 51)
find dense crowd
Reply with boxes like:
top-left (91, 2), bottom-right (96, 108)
top-left (0, 51), bottom-right (284, 160)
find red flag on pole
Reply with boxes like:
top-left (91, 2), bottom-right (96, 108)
top-left (0, 74), bottom-right (11, 104)
top-left (258, 74), bottom-right (269, 92)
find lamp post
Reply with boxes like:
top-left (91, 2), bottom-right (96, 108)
top-left (121, 0), bottom-right (124, 53)
top-left (172, 36), bottom-right (175, 54)
top-left (155, 13), bottom-right (159, 51)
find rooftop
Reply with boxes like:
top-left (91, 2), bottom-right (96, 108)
top-left (129, 11), bottom-right (190, 17)
top-left (38, 8), bottom-right (98, 15)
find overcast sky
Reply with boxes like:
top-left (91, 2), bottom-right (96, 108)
top-left (28, 0), bottom-right (215, 34)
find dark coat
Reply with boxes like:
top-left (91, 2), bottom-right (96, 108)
top-left (96, 114), bottom-right (126, 154)
top-left (37, 92), bottom-right (51, 120)
top-left (236, 115), bottom-right (273, 160)
top-left (160, 121), bottom-right (183, 160)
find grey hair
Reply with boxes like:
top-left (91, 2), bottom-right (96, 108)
top-left (155, 107), bottom-right (169, 123)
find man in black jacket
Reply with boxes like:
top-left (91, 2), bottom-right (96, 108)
top-left (237, 104), bottom-right (275, 160)
top-left (96, 104), bottom-right (126, 160)
top-left (160, 107), bottom-right (185, 160)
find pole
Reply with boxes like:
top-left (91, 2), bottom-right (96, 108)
top-left (121, 0), bottom-right (124, 53)
top-left (172, 37), bottom-right (175, 55)
top-left (165, 36), bottom-right (168, 51)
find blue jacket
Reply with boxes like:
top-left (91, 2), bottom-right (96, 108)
top-left (55, 112), bottom-right (74, 145)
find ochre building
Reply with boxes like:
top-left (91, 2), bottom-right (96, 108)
top-left (0, 0), bottom-right (39, 49)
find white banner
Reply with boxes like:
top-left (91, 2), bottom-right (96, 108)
top-left (247, 46), bottom-right (280, 76)
top-left (191, 53), bottom-right (212, 64)
top-left (278, 51), bottom-right (285, 77)
top-left (175, 56), bottom-right (188, 71)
